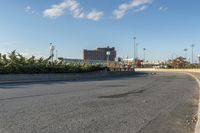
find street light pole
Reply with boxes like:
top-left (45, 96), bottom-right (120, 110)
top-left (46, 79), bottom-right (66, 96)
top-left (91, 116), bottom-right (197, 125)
top-left (49, 43), bottom-right (55, 63)
top-left (50, 43), bottom-right (52, 58)
top-left (136, 43), bottom-right (139, 59)
top-left (56, 50), bottom-right (58, 61)
top-left (143, 48), bottom-right (146, 62)
top-left (126, 56), bottom-right (128, 65)
top-left (184, 49), bottom-right (188, 60)
top-left (191, 44), bottom-right (195, 64)
top-left (106, 51), bottom-right (110, 67)
top-left (133, 37), bottom-right (136, 67)
top-left (198, 54), bottom-right (200, 68)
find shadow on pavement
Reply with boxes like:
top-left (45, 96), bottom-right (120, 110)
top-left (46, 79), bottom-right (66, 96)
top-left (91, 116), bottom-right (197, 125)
top-left (98, 89), bottom-right (146, 99)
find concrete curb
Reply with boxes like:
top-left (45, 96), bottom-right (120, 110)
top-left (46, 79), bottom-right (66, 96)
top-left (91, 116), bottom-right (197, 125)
top-left (184, 72), bottom-right (200, 133)
top-left (0, 71), bottom-right (136, 84)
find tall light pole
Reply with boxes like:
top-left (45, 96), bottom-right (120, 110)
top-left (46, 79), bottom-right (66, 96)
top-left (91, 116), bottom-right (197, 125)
top-left (125, 56), bottom-right (128, 64)
top-left (136, 43), bottom-right (139, 59)
top-left (198, 54), bottom-right (200, 67)
top-left (184, 48), bottom-right (188, 62)
top-left (133, 37), bottom-right (136, 62)
top-left (50, 43), bottom-right (52, 57)
top-left (56, 50), bottom-right (58, 61)
top-left (49, 43), bottom-right (55, 63)
top-left (191, 44), bottom-right (195, 64)
top-left (143, 48), bottom-right (146, 62)
top-left (106, 51), bottom-right (110, 66)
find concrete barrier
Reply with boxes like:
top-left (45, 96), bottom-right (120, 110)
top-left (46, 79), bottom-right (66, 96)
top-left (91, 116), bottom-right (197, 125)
top-left (0, 71), bottom-right (136, 84)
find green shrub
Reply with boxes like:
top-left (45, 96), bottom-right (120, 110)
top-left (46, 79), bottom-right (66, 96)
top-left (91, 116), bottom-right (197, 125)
top-left (0, 51), bottom-right (105, 74)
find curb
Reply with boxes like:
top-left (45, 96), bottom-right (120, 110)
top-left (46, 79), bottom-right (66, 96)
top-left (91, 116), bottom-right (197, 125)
top-left (0, 79), bottom-right (69, 85)
top-left (184, 72), bottom-right (200, 133)
top-left (0, 72), bottom-right (138, 85)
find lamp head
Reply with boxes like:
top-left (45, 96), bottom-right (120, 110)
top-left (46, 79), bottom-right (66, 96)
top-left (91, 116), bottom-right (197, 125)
top-left (106, 51), bottom-right (110, 55)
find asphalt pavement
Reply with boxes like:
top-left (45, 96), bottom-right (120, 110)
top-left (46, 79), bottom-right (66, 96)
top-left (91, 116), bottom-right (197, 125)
top-left (0, 72), bottom-right (198, 133)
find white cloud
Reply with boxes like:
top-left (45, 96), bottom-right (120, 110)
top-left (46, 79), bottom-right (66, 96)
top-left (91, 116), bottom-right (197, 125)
top-left (134, 5), bottom-right (148, 13)
top-left (25, 6), bottom-right (31, 11)
top-left (25, 5), bottom-right (35, 14)
top-left (43, 1), bottom-right (67, 18)
top-left (158, 6), bottom-right (168, 11)
top-left (87, 10), bottom-right (104, 21)
top-left (43, 0), bottom-right (103, 21)
top-left (113, 0), bottom-right (152, 19)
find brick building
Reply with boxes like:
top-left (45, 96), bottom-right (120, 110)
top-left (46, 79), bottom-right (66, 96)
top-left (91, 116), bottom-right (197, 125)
top-left (83, 46), bottom-right (116, 61)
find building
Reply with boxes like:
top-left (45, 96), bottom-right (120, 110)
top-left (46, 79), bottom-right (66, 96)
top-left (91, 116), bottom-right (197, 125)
top-left (83, 46), bottom-right (116, 61)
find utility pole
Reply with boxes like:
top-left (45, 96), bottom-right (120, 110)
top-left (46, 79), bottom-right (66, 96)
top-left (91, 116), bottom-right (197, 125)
top-left (191, 44), bottom-right (195, 64)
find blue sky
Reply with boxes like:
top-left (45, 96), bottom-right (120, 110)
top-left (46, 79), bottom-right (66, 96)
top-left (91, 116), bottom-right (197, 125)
top-left (0, 0), bottom-right (200, 61)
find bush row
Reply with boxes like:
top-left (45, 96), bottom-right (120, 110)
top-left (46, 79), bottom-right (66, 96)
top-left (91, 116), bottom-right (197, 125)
top-left (0, 51), bottom-right (106, 74)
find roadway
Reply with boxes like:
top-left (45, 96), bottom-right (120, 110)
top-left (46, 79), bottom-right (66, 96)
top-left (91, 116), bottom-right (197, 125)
top-left (0, 72), bottom-right (198, 133)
